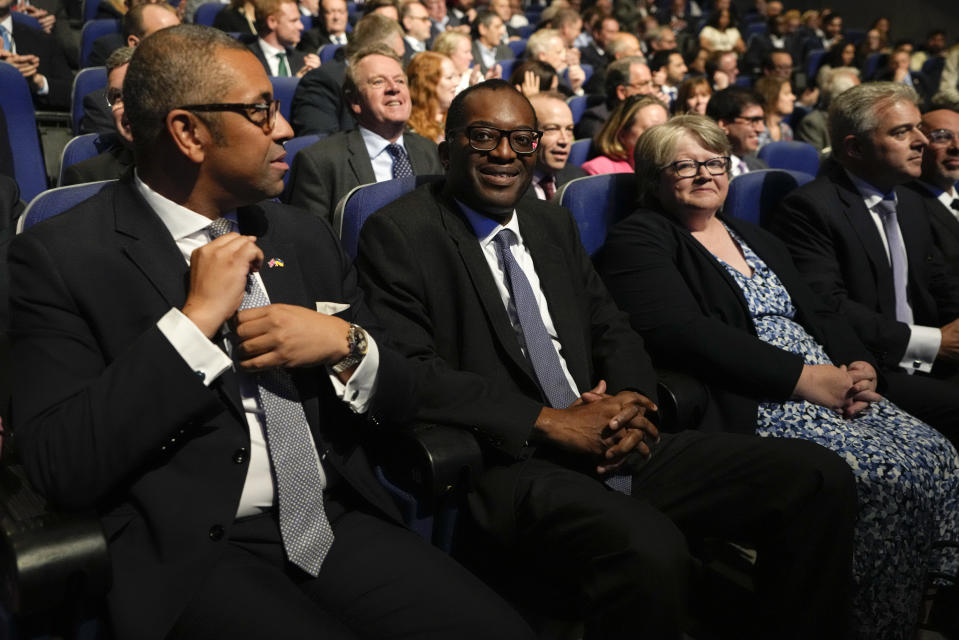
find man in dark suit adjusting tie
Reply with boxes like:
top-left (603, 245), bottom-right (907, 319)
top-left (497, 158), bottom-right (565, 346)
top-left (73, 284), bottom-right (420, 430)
top-left (357, 79), bottom-right (858, 639)
top-left (772, 83), bottom-right (959, 437)
top-left (907, 108), bottom-right (959, 278)
top-left (286, 44), bottom-right (442, 223)
top-left (248, 0), bottom-right (320, 78)
top-left (8, 25), bottom-right (532, 640)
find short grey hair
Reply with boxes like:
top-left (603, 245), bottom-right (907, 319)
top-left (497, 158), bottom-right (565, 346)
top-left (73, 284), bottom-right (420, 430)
top-left (526, 29), bottom-right (562, 60)
top-left (105, 46), bottom-right (135, 74)
top-left (633, 114), bottom-right (731, 209)
top-left (828, 81), bottom-right (919, 155)
top-left (820, 66), bottom-right (859, 107)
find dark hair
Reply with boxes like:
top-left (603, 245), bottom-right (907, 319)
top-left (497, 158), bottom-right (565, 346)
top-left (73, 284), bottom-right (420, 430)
top-left (761, 48), bottom-right (791, 73)
top-left (122, 2), bottom-right (176, 40)
top-left (508, 60), bottom-right (557, 93)
top-left (124, 25), bottom-right (246, 158)
top-left (471, 9), bottom-right (500, 39)
top-left (445, 79), bottom-right (535, 137)
top-left (705, 7), bottom-right (737, 30)
top-left (363, 0), bottom-right (398, 16)
top-left (649, 49), bottom-right (677, 73)
top-left (603, 55), bottom-right (643, 102)
top-left (705, 86), bottom-right (763, 122)
top-left (673, 76), bottom-right (711, 114)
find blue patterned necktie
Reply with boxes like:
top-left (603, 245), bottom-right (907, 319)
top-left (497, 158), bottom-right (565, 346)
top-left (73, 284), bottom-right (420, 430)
top-left (0, 25), bottom-right (11, 52)
top-left (491, 228), bottom-right (632, 493)
top-left (874, 198), bottom-right (914, 325)
top-left (386, 143), bottom-right (413, 179)
top-left (208, 218), bottom-right (334, 576)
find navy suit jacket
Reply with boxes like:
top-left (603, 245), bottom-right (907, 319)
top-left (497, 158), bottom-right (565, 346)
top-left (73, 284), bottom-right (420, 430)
top-left (12, 21), bottom-right (72, 109)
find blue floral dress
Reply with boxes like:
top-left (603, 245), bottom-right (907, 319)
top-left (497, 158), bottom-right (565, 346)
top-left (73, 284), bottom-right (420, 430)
top-left (716, 227), bottom-right (959, 639)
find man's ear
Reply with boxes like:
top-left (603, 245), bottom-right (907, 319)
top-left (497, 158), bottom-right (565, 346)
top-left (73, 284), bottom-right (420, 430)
top-left (842, 134), bottom-right (863, 160)
top-left (615, 84), bottom-right (627, 102)
top-left (717, 119), bottom-right (731, 135)
top-left (127, 34), bottom-right (140, 47)
top-left (166, 109), bottom-right (209, 164)
top-left (438, 139), bottom-right (450, 170)
top-left (266, 14), bottom-right (279, 33)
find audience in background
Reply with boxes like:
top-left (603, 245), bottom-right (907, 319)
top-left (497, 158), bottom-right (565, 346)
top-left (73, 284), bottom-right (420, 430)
top-left (796, 66), bottom-right (860, 152)
top-left (298, 0), bottom-right (350, 52)
top-left (582, 94), bottom-right (667, 175)
top-left (699, 8), bottom-right (745, 55)
top-left (212, 0), bottom-right (257, 36)
top-left (527, 91), bottom-right (585, 199)
top-left (248, 0), bottom-right (320, 78)
top-left (754, 75), bottom-right (794, 146)
top-left (909, 108), bottom-right (959, 277)
top-left (673, 75), bottom-right (711, 115)
top-left (706, 86), bottom-right (769, 175)
top-left (406, 50), bottom-right (458, 141)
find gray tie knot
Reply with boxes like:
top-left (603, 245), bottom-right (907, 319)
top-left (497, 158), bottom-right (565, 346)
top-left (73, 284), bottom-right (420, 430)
top-left (207, 217), bottom-right (234, 239)
top-left (874, 198), bottom-right (897, 218)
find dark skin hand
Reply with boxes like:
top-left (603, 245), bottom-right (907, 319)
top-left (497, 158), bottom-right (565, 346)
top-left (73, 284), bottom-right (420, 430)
top-left (536, 380), bottom-right (659, 475)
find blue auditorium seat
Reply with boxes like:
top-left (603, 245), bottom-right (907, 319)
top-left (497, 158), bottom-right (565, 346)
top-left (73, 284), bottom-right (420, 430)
top-left (555, 172), bottom-right (636, 256)
top-left (0, 62), bottom-right (47, 201)
top-left (725, 168), bottom-right (814, 227)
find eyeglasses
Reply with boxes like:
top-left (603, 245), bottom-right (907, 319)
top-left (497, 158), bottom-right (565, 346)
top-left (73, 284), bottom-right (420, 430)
top-left (106, 87), bottom-right (123, 107)
top-left (926, 128), bottom-right (959, 145)
top-left (733, 115), bottom-right (765, 125)
top-left (176, 100), bottom-right (281, 132)
top-left (662, 156), bottom-right (730, 177)
top-left (452, 125), bottom-right (543, 154)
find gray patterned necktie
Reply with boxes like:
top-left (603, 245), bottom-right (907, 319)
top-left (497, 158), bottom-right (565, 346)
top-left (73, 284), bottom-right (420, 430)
top-left (208, 218), bottom-right (333, 576)
top-left (874, 199), bottom-right (914, 325)
top-left (386, 143), bottom-right (414, 179)
top-left (491, 228), bottom-right (632, 494)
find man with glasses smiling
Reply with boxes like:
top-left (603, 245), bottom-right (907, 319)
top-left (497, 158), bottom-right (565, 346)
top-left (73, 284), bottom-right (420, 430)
top-left (9, 25), bottom-right (533, 640)
top-left (357, 79), bottom-right (857, 638)
top-left (706, 86), bottom-right (769, 176)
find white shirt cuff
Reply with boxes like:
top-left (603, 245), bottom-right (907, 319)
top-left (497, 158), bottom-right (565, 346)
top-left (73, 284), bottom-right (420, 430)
top-left (36, 75), bottom-right (49, 96)
top-left (327, 333), bottom-right (380, 414)
top-left (157, 308), bottom-right (233, 386)
top-left (899, 325), bottom-right (942, 374)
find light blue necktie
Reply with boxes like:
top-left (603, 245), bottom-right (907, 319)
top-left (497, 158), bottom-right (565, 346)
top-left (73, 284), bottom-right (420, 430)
top-left (875, 198), bottom-right (914, 325)
top-left (0, 25), bottom-right (12, 52)
top-left (208, 218), bottom-right (334, 576)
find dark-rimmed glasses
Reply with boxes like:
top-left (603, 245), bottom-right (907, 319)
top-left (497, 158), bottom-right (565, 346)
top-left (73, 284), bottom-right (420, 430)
top-left (733, 115), bottom-right (765, 125)
top-left (451, 125), bottom-right (543, 154)
top-left (106, 87), bottom-right (123, 107)
top-left (176, 100), bottom-right (280, 132)
top-left (662, 157), bottom-right (730, 178)
top-left (926, 129), bottom-right (959, 146)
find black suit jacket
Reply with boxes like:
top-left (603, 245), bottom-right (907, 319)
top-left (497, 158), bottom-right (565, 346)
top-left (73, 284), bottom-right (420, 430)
top-left (298, 27), bottom-right (349, 54)
top-left (248, 40), bottom-right (307, 77)
top-left (12, 21), bottom-right (72, 109)
top-left (80, 87), bottom-right (115, 135)
top-left (88, 31), bottom-right (124, 68)
top-left (8, 177), bottom-right (417, 640)
top-left (575, 102), bottom-right (610, 141)
top-left (905, 181), bottom-right (959, 279)
top-left (524, 163), bottom-right (588, 200)
top-left (61, 143), bottom-right (134, 186)
top-left (356, 180), bottom-right (657, 463)
top-left (285, 128), bottom-right (442, 223)
top-left (578, 42), bottom-right (612, 74)
top-left (598, 208), bottom-right (875, 433)
top-left (290, 56), bottom-right (352, 136)
top-left (769, 163), bottom-right (959, 370)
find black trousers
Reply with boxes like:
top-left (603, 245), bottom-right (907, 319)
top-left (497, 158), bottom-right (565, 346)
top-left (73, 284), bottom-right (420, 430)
top-left (168, 487), bottom-right (534, 640)
top-left (884, 370), bottom-right (959, 442)
top-left (465, 430), bottom-right (858, 640)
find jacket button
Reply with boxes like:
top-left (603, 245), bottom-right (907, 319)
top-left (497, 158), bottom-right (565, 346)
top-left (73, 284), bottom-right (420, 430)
top-left (233, 448), bottom-right (248, 464)
top-left (209, 525), bottom-right (224, 541)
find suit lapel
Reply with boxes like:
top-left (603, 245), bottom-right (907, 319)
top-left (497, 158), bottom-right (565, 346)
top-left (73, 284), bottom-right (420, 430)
top-left (437, 193), bottom-right (539, 385)
top-left (346, 129), bottom-right (376, 185)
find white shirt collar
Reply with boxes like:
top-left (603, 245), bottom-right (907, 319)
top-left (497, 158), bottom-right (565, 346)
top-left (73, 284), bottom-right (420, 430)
top-left (258, 37), bottom-right (284, 58)
top-left (359, 125), bottom-right (404, 160)
top-left (134, 170), bottom-right (230, 245)
top-left (845, 168), bottom-right (897, 209)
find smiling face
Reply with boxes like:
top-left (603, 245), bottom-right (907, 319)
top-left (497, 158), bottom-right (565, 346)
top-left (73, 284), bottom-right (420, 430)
top-left (657, 132), bottom-right (729, 221)
top-left (436, 57), bottom-right (459, 111)
top-left (349, 54), bottom-right (411, 137)
top-left (531, 95), bottom-right (574, 172)
top-left (619, 103), bottom-right (668, 157)
top-left (775, 80), bottom-right (795, 116)
top-left (440, 87), bottom-right (536, 219)
top-left (721, 102), bottom-right (765, 155)
top-left (479, 15), bottom-right (506, 48)
top-left (448, 36), bottom-right (473, 73)
top-left (920, 109), bottom-right (959, 190)
top-left (686, 84), bottom-right (710, 115)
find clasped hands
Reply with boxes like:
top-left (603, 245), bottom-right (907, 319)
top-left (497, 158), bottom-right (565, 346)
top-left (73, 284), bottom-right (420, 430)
top-left (181, 232), bottom-right (350, 370)
top-left (793, 360), bottom-right (881, 419)
top-left (536, 380), bottom-right (659, 476)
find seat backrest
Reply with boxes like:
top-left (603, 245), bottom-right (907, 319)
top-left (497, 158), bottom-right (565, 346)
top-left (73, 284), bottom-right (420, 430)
top-left (507, 38), bottom-right (527, 58)
top-left (70, 66), bottom-right (108, 134)
top-left (318, 43), bottom-right (342, 63)
top-left (270, 75), bottom-right (300, 123)
top-left (922, 56), bottom-right (946, 88)
top-left (566, 95), bottom-right (588, 124)
top-left (863, 51), bottom-right (885, 80)
top-left (20, 182), bottom-right (116, 232)
top-left (334, 175), bottom-right (444, 261)
top-left (82, 0), bottom-right (102, 22)
top-left (57, 133), bottom-right (110, 186)
top-left (10, 11), bottom-right (42, 31)
top-left (567, 138), bottom-right (593, 167)
top-left (561, 63), bottom-right (593, 87)
top-left (724, 168), bottom-right (814, 227)
top-left (280, 133), bottom-right (324, 192)
top-left (80, 19), bottom-right (119, 68)
top-left (0, 62), bottom-right (47, 202)
top-left (757, 140), bottom-right (819, 176)
top-left (555, 172), bottom-right (637, 256)
top-left (804, 48), bottom-right (826, 82)
top-left (193, 2), bottom-right (225, 26)
top-left (745, 21), bottom-right (766, 39)
top-left (497, 58), bottom-right (516, 80)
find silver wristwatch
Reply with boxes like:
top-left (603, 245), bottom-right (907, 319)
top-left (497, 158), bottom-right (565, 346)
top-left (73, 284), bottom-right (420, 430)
top-left (332, 324), bottom-right (369, 373)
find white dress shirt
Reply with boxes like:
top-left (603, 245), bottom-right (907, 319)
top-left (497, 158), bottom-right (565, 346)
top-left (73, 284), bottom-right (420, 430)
top-left (476, 41), bottom-right (497, 72)
top-left (360, 126), bottom-right (408, 182)
top-left (846, 170), bottom-right (941, 372)
top-left (137, 173), bottom-right (380, 517)
top-left (257, 37), bottom-right (289, 76)
top-left (458, 201), bottom-right (582, 398)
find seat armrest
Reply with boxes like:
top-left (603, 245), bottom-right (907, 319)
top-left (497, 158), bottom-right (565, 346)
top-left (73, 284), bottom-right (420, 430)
top-left (0, 452), bottom-right (110, 615)
top-left (656, 369), bottom-right (710, 432)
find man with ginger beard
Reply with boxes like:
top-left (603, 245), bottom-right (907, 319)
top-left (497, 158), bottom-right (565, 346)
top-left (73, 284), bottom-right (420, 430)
top-left (526, 92), bottom-right (585, 200)
top-left (8, 25), bottom-right (531, 640)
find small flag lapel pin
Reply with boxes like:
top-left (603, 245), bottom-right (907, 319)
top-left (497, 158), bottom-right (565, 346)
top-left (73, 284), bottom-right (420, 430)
top-left (267, 258), bottom-right (285, 268)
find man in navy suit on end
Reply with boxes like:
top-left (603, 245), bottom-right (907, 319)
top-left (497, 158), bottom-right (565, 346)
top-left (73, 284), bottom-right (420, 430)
top-left (8, 25), bottom-right (532, 640)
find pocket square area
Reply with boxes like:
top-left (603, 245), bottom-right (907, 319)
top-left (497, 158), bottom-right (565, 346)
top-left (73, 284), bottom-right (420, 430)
top-left (315, 301), bottom-right (350, 314)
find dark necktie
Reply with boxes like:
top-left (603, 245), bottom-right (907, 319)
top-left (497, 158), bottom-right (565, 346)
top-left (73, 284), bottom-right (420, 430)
top-left (276, 52), bottom-right (289, 77)
top-left (208, 218), bottom-right (333, 577)
top-left (540, 174), bottom-right (556, 200)
top-left (386, 143), bottom-right (413, 179)
top-left (492, 228), bottom-right (634, 493)
top-left (950, 198), bottom-right (959, 213)
top-left (874, 198), bottom-right (913, 325)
